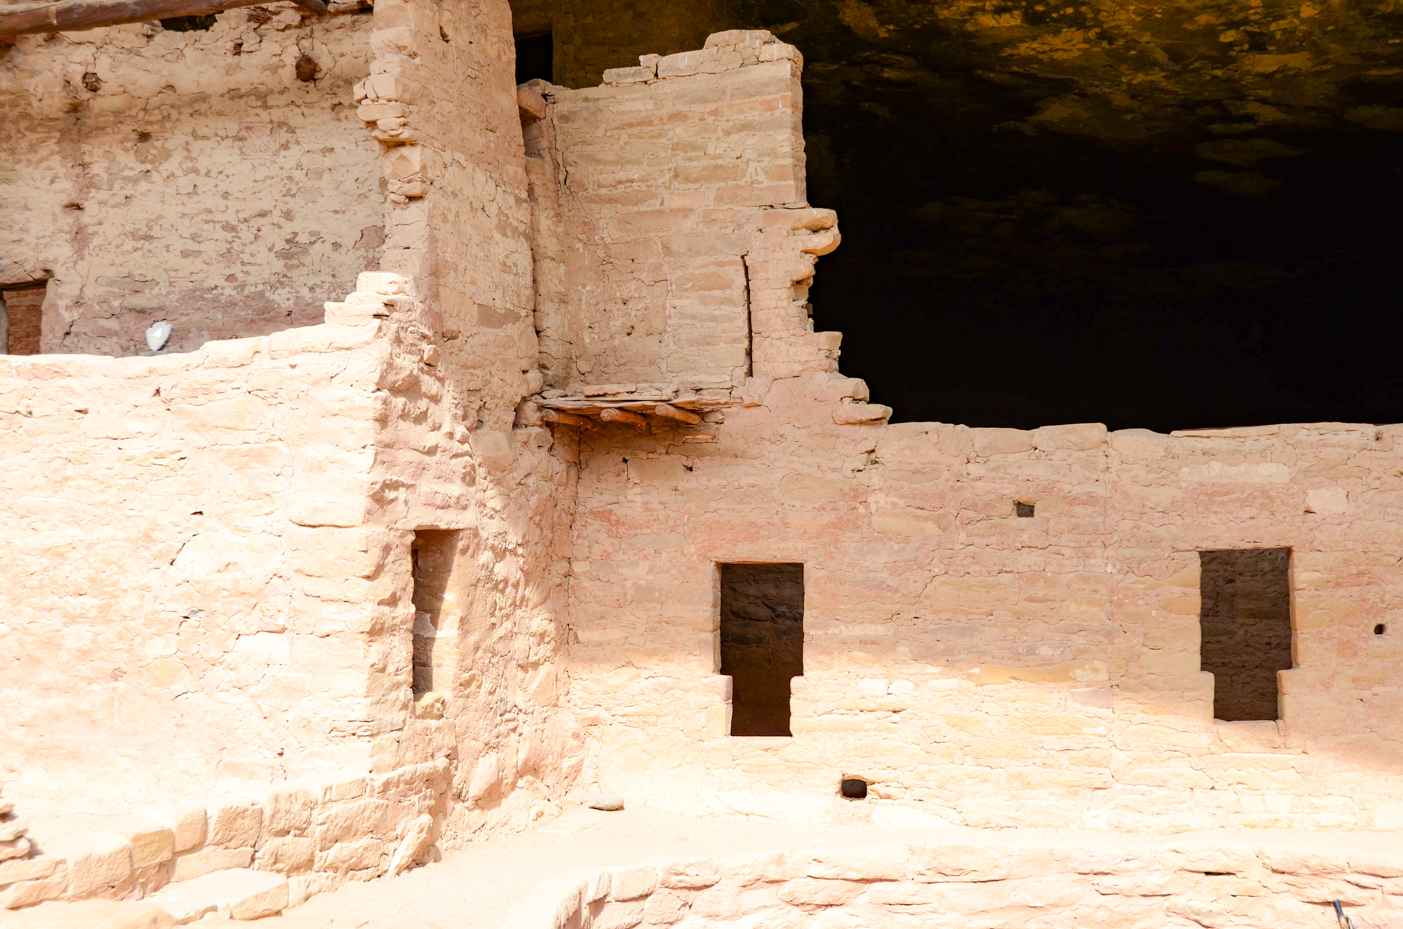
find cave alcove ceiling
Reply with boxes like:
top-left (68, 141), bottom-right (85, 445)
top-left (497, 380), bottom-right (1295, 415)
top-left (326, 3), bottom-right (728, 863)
top-left (509, 0), bottom-right (1403, 431)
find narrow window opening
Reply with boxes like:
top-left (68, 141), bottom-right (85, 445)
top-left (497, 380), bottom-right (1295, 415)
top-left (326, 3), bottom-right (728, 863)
top-left (719, 563), bottom-right (804, 737)
top-left (514, 28), bottom-right (553, 85)
top-left (840, 777), bottom-right (868, 800)
top-left (1375, 624), bottom-right (1387, 636)
top-left (1015, 502), bottom-right (1035, 517)
top-left (411, 529), bottom-right (461, 696)
top-left (1199, 548), bottom-right (1292, 721)
top-left (1, 282), bottom-right (46, 356)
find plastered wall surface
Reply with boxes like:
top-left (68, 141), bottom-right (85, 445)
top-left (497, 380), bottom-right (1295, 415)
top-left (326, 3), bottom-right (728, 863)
top-left (0, 7), bottom-right (382, 356)
top-left (0, 285), bottom-right (406, 816)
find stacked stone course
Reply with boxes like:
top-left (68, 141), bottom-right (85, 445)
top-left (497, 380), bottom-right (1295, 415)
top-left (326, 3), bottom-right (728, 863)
top-left (0, 763), bottom-right (445, 911)
top-left (502, 840), bottom-right (1403, 929)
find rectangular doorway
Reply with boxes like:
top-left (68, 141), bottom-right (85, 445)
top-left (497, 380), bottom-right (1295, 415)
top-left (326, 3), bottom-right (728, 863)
top-left (1, 282), bottom-right (46, 355)
top-left (719, 563), bottom-right (804, 737)
top-left (514, 28), bottom-right (553, 85)
top-left (1199, 548), bottom-right (1292, 721)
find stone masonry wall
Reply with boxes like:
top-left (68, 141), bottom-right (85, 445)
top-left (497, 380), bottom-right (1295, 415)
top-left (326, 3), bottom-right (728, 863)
top-left (0, 277), bottom-right (420, 817)
top-left (540, 36), bottom-right (1403, 833)
top-left (0, 261), bottom-right (581, 907)
top-left (355, 0), bottom-right (582, 840)
top-left (527, 31), bottom-right (816, 394)
top-left (0, 7), bottom-right (381, 355)
top-left (566, 389), bottom-right (1403, 832)
top-left (501, 839), bottom-right (1403, 929)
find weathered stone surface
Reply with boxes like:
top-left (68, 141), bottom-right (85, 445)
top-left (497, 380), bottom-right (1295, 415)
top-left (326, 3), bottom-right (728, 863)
top-left (145, 868), bottom-right (288, 922)
top-left (0, 899), bottom-right (175, 929)
top-left (587, 796), bottom-right (625, 812)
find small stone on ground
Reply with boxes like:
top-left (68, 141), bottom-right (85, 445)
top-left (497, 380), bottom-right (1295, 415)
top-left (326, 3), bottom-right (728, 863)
top-left (587, 795), bottom-right (624, 811)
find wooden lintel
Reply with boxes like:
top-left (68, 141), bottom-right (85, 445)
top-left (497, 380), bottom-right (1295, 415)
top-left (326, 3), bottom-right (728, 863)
top-left (540, 408), bottom-right (593, 429)
top-left (1, 0), bottom-right (325, 38)
top-left (598, 407), bottom-right (648, 429)
top-left (653, 403), bottom-right (703, 425)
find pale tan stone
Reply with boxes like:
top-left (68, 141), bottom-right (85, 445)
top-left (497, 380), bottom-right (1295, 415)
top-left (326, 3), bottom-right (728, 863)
top-left (0, 900), bottom-right (174, 928)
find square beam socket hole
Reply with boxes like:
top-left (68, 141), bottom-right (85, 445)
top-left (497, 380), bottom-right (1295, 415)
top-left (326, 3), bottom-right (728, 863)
top-left (1376, 624), bottom-right (1387, 635)
top-left (1015, 502), bottom-right (1035, 517)
top-left (840, 778), bottom-right (868, 799)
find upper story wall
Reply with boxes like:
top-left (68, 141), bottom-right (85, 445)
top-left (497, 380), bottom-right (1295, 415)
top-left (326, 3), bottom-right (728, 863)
top-left (0, 7), bottom-right (381, 356)
top-left (527, 31), bottom-right (822, 395)
top-left (356, 0), bottom-right (540, 426)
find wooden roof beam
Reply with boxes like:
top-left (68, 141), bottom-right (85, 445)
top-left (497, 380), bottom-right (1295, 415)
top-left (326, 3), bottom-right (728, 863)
top-left (1, 0), bottom-right (325, 38)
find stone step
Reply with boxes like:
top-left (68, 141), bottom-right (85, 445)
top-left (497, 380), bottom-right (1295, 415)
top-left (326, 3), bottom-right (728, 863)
top-left (144, 868), bottom-right (289, 924)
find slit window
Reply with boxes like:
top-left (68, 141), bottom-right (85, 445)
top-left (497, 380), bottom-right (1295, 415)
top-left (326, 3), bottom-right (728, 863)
top-left (514, 28), bottom-right (553, 85)
top-left (411, 529), bottom-right (463, 696)
top-left (719, 563), bottom-right (804, 737)
top-left (1, 282), bottom-right (46, 355)
top-left (1199, 548), bottom-right (1292, 722)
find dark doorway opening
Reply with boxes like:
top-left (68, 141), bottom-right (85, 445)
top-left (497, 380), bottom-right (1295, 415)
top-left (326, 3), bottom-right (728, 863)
top-left (1, 282), bottom-right (46, 355)
top-left (719, 563), bottom-right (804, 737)
top-left (515, 28), bottom-right (553, 85)
top-left (1199, 548), bottom-right (1292, 722)
top-left (411, 529), bottom-right (460, 695)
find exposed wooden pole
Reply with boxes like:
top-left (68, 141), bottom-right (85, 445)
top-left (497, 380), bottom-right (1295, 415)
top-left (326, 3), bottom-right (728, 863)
top-left (1, 0), bottom-right (326, 38)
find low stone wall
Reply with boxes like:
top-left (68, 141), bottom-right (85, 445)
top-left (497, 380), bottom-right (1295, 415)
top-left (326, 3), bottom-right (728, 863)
top-left (0, 760), bottom-right (447, 911)
top-left (500, 839), bottom-right (1403, 929)
top-left (0, 281), bottom-right (413, 813)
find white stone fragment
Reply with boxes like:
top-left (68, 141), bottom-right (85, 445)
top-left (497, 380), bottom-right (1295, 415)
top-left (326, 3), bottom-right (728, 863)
top-left (144, 322), bottom-right (172, 352)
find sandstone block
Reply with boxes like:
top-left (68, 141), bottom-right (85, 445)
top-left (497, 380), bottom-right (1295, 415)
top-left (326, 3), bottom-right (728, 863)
top-left (105, 816), bottom-right (174, 870)
top-left (777, 878), bottom-right (862, 906)
top-left (806, 845), bottom-right (909, 881)
top-left (263, 786), bottom-right (315, 839)
top-left (642, 890), bottom-right (689, 924)
top-left (55, 831), bottom-right (133, 898)
top-left (258, 838), bottom-right (316, 875)
top-left (912, 844), bottom-right (1016, 882)
top-left (0, 877), bottom-right (65, 910)
top-left (603, 66), bottom-right (654, 85)
top-left (146, 868), bottom-right (288, 922)
top-left (0, 900), bottom-right (175, 928)
top-left (172, 846), bottom-right (253, 882)
top-left (1258, 847), bottom-right (1348, 875)
top-left (610, 865), bottom-right (657, 901)
top-left (590, 902), bottom-right (645, 929)
top-left (318, 839), bottom-right (382, 873)
top-left (207, 799), bottom-right (263, 849)
top-left (0, 855), bottom-right (58, 887)
top-left (387, 814), bottom-right (434, 876)
top-left (660, 858), bottom-right (722, 889)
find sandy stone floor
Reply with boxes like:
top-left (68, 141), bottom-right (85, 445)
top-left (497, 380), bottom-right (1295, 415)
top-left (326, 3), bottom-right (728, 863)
top-left (288, 806), bottom-right (1403, 929)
